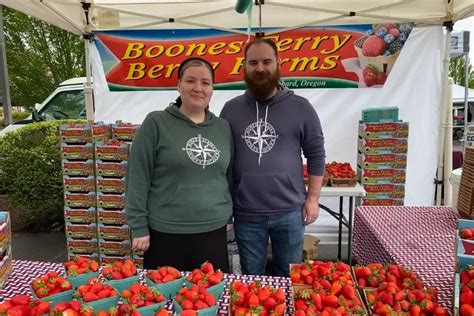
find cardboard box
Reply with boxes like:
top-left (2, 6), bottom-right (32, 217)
top-left (361, 198), bottom-right (404, 206)
top-left (111, 122), bottom-right (140, 141)
top-left (363, 184), bottom-right (405, 199)
top-left (61, 143), bottom-right (94, 160)
top-left (302, 235), bottom-right (320, 260)
top-left (358, 167), bottom-right (406, 184)
top-left (62, 160), bottom-right (95, 177)
top-left (67, 238), bottom-right (98, 254)
top-left (98, 209), bottom-right (128, 225)
top-left (66, 223), bottom-right (98, 239)
top-left (67, 252), bottom-right (99, 262)
top-left (96, 177), bottom-right (126, 194)
top-left (0, 247), bottom-right (12, 289)
top-left (64, 192), bottom-right (97, 208)
top-left (99, 239), bottom-right (132, 256)
top-left (95, 160), bottom-right (128, 178)
top-left (91, 123), bottom-right (111, 143)
top-left (95, 141), bottom-right (129, 161)
top-left (99, 254), bottom-right (132, 266)
top-left (358, 122), bottom-right (409, 139)
top-left (97, 193), bottom-right (126, 209)
top-left (358, 138), bottom-right (408, 154)
top-left (357, 153), bottom-right (407, 169)
top-left (0, 212), bottom-right (11, 253)
top-left (98, 224), bottom-right (131, 241)
top-left (63, 176), bottom-right (96, 193)
top-left (64, 207), bottom-right (97, 224)
top-left (60, 123), bottom-right (92, 144)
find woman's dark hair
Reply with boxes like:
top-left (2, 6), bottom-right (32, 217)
top-left (172, 57), bottom-right (215, 107)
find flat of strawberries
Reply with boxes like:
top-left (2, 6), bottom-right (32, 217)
top-left (459, 265), bottom-right (474, 316)
top-left (230, 280), bottom-right (286, 315)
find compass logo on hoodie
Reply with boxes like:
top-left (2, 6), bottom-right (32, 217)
top-left (242, 119), bottom-right (278, 164)
top-left (182, 134), bottom-right (220, 169)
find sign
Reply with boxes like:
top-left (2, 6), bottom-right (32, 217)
top-left (94, 23), bottom-right (414, 91)
top-left (450, 31), bottom-right (470, 57)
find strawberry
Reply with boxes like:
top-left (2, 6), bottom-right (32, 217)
top-left (376, 71), bottom-right (387, 85)
top-left (83, 292), bottom-right (99, 302)
top-left (363, 66), bottom-right (378, 87)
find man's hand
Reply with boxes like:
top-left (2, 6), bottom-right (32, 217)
top-left (132, 235), bottom-right (150, 252)
top-left (303, 198), bottom-right (320, 225)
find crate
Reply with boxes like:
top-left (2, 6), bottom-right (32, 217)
top-left (361, 107), bottom-right (399, 123)
top-left (330, 177), bottom-right (358, 187)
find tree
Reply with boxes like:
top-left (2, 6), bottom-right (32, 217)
top-left (3, 7), bottom-right (85, 110)
top-left (449, 55), bottom-right (474, 88)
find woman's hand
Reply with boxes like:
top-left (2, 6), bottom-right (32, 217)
top-left (132, 235), bottom-right (150, 252)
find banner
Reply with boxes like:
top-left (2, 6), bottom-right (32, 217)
top-left (94, 23), bottom-right (414, 91)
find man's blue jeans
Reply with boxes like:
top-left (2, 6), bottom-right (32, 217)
top-left (234, 210), bottom-right (304, 276)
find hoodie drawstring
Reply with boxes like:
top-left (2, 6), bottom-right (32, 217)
top-left (255, 102), bottom-right (269, 166)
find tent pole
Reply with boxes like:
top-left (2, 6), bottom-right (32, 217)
top-left (443, 78), bottom-right (454, 206)
top-left (84, 35), bottom-right (94, 122)
top-left (464, 53), bottom-right (470, 134)
top-left (436, 27), bottom-right (452, 205)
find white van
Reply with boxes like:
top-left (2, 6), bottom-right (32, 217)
top-left (0, 77), bottom-right (89, 137)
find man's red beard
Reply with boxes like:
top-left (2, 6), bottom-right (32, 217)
top-left (244, 68), bottom-right (281, 100)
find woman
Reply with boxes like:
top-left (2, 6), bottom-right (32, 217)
top-left (125, 57), bottom-right (233, 272)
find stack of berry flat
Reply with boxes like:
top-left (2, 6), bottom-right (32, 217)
top-left (458, 146), bottom-right (474, 218)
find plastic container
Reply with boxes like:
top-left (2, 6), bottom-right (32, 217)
top-left (137, 301), bottom-right (167, 316)
top-left (31, 287), bottom-right (73, 306)
top-left (450, 168), bottom-right (462, 215)
top-left (83, 295), bottom-right (119, 313)
top-left (173, 299), bottom-right (218, 316)
top-left (67, 271), bottom-right (100, 288)
top-left (105, 275), bottom-right (140, 293)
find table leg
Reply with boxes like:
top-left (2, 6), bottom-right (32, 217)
top-left (338, 196), bottom-right (343, 260)
top-left (348, 196), bottom-right (354, 264)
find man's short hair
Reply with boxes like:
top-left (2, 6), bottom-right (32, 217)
top-left (244, 38), bottom-right (279, 60)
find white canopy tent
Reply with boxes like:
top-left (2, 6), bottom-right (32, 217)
top-left (0, 0), bottom-right (473, 210)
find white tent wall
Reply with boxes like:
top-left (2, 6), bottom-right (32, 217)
top-left (92, 26), bottom-right (444, 209)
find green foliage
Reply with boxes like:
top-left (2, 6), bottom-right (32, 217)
top-left (449, 56), bottom-right (474, 88)
top-left (0, 120), bottom-right (73, 231)
top-left (3, 7), bottom-right (85, 110)
top-left (0, 109), bottom-right (31, 128)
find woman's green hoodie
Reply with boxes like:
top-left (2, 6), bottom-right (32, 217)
top-left (125, 105), bottom-right (233, 238)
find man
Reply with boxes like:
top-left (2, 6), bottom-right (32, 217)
top-left (220, 38), bottom-right (325, 276)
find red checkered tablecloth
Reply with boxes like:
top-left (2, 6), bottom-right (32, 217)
top-left (353, 206), bottom-right (457, 311)
top-left (0, 260), bottom-right (295, 315)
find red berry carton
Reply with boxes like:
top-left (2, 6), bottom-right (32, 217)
top-left (111, 121), bottom-right (140, 141)
top-left (97, 193), bottom-right (126, 209)
top-left (62, 159), bottom-right (94, 177)
top-left (99, 239), bottom-right (132, 256)
top-left (64, 207), bottom-right (97, 224)
top-left (64, 192), bottom-right (97, 208)
top-left (358, 122), bottom-right (409, 139)
top-left (66, 223), bottom-right (98, 240)
top-left (95, 160), bottom-right (128, 178)
top-left (67, 238), bottom-right (99, 255)
top-left (91, 122), bottom-right (111, 143)
top-left (60, 123), bottom-right (92, 144)
top-left (363, 184), bottom-right (405, 199)
top-left (361, 198), bottom-right (404, 206)
top-left (358, 167), bottom-right (406, 184)
top-left (98, 208), bottom-right (127, 226)
top-left (98, 223), bottom-right (131, 241)
top-left (63, 176), bottom-right (96, 193)
top-left (96, 176), bottom-right (126, 194)
top-left (61, 143), bottom-right (94, 160)
top-left (357, 153), bottom-right (407, 169)
top-left (358, 138), bottom-right (408, 154)
top-left (95, 140), bottom-right (129, 161)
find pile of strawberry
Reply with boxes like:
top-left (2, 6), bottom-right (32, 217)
top-left (175, 284), bottom-right (217, 313)
top-left (31, 271), bottom-right (73, 298)
top-left (353, 263), bottom-right (424, 289)
top-left (325, 162), bottom-right (356, 179)
top-left (459, 265), bottom-right (474, 316)
top-left (102, 259), bottom-right (137, 280)
top-left (460, 228), bottom-right (474, 240)
top-left (186, 261), bottom-right (224, 289)
top-left (121, 283), bottom-right (165, 308)
top-left (51, 301), bottom-right (93, 316)
top-left (230, 280), bottom-right (285, 316)
top-left (291, 260), bottom-right (353, 285)
top-left (365, 281), bottom-right (447, 315)
top-left (146, 266), bottom-right (181, 284)
top-left (64, 256), bottom-right (100, 276)
top-left (0, 295), bottom-right (50, 316)
top-left (75, 278), bottom-right (119, 302)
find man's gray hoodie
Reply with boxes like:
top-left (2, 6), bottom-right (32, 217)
top-left (220, 87), bottom-right (325, 221)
